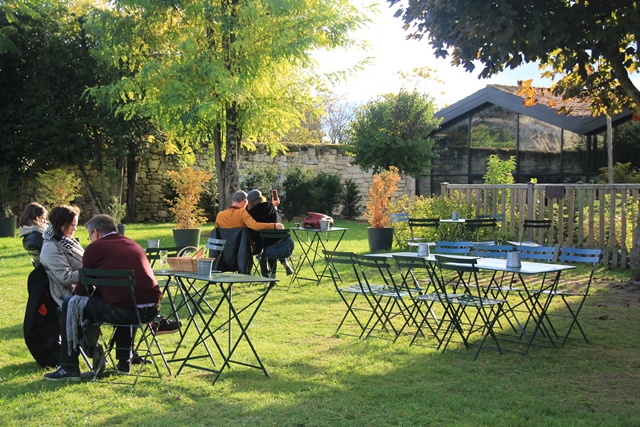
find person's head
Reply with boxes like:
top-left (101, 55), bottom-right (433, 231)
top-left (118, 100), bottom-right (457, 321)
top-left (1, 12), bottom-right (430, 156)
top-left (19, 202), bottom-right (47, 227)
top-left (231, 190), bottom-right (248, 207)
top-left (85, 214), bottom-right (117, 243)
top-left (246, 189), bottom-right (266, 210)
top-left (49, 205), bottom-right (81, 239)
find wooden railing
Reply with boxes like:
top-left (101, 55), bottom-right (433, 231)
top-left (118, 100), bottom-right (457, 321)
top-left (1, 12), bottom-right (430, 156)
top-left (440, 183), bottom-right (640, 268)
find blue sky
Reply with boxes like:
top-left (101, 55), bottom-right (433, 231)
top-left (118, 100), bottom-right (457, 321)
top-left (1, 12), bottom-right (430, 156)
top-left (312, 1), bottom-right (571, 108)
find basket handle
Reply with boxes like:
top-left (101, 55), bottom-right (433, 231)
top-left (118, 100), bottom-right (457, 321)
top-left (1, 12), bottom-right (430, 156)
top-left (178, 246), bottom-right (199, 257)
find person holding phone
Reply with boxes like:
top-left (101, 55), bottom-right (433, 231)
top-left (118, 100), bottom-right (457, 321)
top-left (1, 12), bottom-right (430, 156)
top-left (245, 189), bottom-right (295, 277)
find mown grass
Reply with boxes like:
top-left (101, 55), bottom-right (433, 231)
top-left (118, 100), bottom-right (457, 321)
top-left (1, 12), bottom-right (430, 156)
top-left (0, 220), bottom-right (639, 427)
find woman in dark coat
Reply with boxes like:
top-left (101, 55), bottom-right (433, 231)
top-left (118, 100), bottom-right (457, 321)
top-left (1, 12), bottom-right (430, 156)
top-left (18, 202), bottom-right (48, 267)
top-left (246, 189), bottom-right (294, 277)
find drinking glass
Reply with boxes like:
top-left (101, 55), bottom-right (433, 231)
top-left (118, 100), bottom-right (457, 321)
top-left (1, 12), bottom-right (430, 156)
top-left (159, 250), bottom-right (168, 272)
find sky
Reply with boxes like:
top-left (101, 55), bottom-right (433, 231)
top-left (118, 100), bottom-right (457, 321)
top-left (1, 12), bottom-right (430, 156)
top-left (312, 0), bottom-right (552, 109)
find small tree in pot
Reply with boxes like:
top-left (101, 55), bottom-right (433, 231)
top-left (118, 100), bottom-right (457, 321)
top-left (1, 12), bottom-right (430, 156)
top-left (364, 166), bottom-right (400, 252)
top-left (166, 166), bottom-right (213, 249)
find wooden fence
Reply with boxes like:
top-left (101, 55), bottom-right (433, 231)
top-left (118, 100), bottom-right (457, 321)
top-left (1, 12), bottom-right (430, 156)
top-left (440, 183), bottom-right (640, 268)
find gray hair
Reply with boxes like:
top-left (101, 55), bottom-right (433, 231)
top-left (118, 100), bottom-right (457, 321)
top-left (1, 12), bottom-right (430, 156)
top-left (85, 214), bottom-right (117, 235)
top-left (232, 190), bottom-right (248, 203)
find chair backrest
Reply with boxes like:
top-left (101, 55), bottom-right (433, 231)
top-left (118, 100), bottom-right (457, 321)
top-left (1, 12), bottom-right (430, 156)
top-left (463, 218), bottom-right (497, 241)
top-left (78, 268), bottom-right (141, 324)
top-left (471, 243), bottom-right (513, 258)
top-left (408, 218), bottom-right (440, 240)
top-left (211, 227), bottom-right (253, 274)
top-left (389, 213), bottom-right (409, 248)
top-left (323, 250), bottom-right (360, 286)
top-left (434, 254), bottom-right (480, 294)
top-left (355, 254), bottom-right (394, 291)
top-left (146, 247), bottom-right (181, 268)
top-left (392, 254), bottom-right (432, 293)
top-left (434, 241), bottom-right (472, 255)
top-left (478, 213), bottom-right (505, 227)
top-left (520, 219), bottom-right (552, 245)
top-left (517, 245), bottom-right (556, 262)
top-left (559, 247), bottom-right (601, 290)
top-left (206, 238), bottom-right (226, 270)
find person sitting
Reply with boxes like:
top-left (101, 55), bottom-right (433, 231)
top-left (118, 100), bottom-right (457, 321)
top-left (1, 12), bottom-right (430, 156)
top-left (44, 214), bottom-right (161, 381)
top-left (18, 202), bottom-right (48, 267)
top-left (245, 189), bottom-right (294, 277)
top-left (215, 190), bottom-right (284, 232)
top-left (40, 205), bottom-right (84, 307)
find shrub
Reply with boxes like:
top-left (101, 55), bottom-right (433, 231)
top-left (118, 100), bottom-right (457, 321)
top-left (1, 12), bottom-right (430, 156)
top-left (340, 178), bottom-right (363, 219)
top-left (36, 168), bottom-right (82, 206)
top-left (166, 166), bottom-right (213, 229)
top-left (310, 172), bottom-right (343, 217)
top-left (364, 166), bottom-right (400, 228)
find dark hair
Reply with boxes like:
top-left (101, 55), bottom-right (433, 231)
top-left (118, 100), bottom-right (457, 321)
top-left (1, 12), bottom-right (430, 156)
top-left (19, 202), bottom-right (46, 227)
top-left (85, 214), bottom-right (117, 235)
top-left (48, 205), bottom-right (80, 238)
top-left (246, 195), bottom-right (267, 211)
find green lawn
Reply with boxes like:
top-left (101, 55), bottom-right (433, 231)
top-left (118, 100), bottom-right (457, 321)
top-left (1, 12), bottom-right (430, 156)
top-left (0, 220), bottom-right (639, 427)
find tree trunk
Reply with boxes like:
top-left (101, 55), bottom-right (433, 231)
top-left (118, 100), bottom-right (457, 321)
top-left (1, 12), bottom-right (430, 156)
top-left (77, 164), bottom-right (103, 214)
top-left (126, 155), bottom-right (139, 223)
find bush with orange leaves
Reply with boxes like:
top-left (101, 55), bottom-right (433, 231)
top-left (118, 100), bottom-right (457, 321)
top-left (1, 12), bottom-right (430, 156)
top-left (166, 166), bottom-right (213, 229)
top-left (364, 166), bottom-right (400, 228)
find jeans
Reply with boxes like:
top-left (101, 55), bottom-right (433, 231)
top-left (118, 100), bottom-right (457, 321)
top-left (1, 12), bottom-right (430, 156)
top-left (260, 237), bottom-right (294, 277)
top-left (58, 295), bottom-right (158, 370)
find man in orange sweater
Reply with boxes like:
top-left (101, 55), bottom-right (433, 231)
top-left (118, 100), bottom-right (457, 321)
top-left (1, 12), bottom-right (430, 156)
top-left (215, 190), bottom-right (284, 231)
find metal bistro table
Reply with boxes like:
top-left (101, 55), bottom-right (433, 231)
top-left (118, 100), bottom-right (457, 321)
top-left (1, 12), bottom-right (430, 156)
top-left (156, 270), bottom-right (277, 385)
top-left (290, 226), bottom-right (348, 286)
top-left (438, 218), bottom-right (467, 241)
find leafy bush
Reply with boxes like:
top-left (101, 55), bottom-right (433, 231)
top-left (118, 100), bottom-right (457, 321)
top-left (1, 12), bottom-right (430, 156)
top-left (340, 178), bottom-right (363, 219)
top-left (281, 166), bottom-right (316, 221)
top-left (310, 172), bottom-right (344, 218)
top-left (364, 167), bottom-right (400, 228)
top-left (36, 168), bottom-right (81, 206)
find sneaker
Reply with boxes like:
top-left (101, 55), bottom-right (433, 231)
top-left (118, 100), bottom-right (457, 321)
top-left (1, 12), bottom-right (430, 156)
top-left (44, 366), bottom-right (81, 382)
top-left (116, 361), bottom-right (130, 375)
top-left (151, 315), bottom-right (182, 335)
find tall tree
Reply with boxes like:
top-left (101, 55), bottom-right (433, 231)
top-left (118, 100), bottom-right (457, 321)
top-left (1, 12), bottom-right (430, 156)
top-left (391, 0), bottom-right (640, 280)
top-left (347, 89), bottom-right (440, 177)
top-left (88, 0), bottom-right (370, 210)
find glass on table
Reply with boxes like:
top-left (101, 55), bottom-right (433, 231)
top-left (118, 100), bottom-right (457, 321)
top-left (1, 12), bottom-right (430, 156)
top-left (159, 250), bottom-right (168, 272)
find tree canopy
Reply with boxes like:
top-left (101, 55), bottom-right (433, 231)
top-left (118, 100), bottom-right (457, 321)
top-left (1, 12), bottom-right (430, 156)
top-left (88, 0), bottom-right (371, 209)
top-left (390, 0), bottom-right (640, 115)
top-left (347, 89), bottom-right (440, 177)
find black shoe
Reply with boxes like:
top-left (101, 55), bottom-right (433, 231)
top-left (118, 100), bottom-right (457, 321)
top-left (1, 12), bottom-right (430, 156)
top-left (116, 361), bottom-right (130, 375)
top-left (44, 366), bottom-right (81, 382)
top-left (285, 265), bottom-right (294, 276)
top-left (131, 352), bottom-right (152, 365)
top-left (151, 315), bottom-right (182, 335)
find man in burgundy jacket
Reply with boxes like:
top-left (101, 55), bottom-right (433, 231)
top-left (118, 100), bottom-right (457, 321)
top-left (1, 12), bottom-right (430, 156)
top-left (44, 214), bottom-right (161, 381)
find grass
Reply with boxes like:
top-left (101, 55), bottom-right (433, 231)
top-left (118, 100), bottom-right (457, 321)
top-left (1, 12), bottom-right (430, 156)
top-left (1, 220), bottom-right (639, 426)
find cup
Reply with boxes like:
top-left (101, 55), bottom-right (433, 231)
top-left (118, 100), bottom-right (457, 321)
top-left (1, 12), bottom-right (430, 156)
top-left (452, 212), bottom-right (459, 221)
top-left (147, 239), bottom-right (160, 248)
top-left (198, 259), bottom-right (213, 277)
top-left (295, 223), bottom-right (300, 228)
top-left (506, 251), bottom-right (521, 268)
top-left (320, 219), bottom-right (330, 231)
top-left (417, 243), bottom-right (429, 257)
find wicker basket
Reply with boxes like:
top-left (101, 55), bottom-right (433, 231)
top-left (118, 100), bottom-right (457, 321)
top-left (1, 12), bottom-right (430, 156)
top-left (166, 246), bottom-right (211, 272)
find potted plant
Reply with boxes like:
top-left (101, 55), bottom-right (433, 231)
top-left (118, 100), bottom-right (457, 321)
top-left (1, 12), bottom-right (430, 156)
top-left (166, 166), bottom-right (213, 249)
top-left (109, 197), bottom-right (127, 235)
top-left (364, 166), bottom-right (400, 252)
top-left (0, 165), bottom-right (19, 238)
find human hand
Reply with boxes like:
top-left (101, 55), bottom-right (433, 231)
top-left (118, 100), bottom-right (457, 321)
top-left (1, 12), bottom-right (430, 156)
top-left (275, 223), bottom-right (284, 230)
top-left (272, 199), bottom-right (280, 207)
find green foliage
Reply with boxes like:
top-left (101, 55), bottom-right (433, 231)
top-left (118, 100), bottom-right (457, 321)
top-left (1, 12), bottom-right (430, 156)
top-left (166, 167), bottom-right (213, 229)
top-left (109, 197), bottom-right (127, 225)
top-left (281, 166), bottom-right (316, 221)
top-left (391, 0), bottom-right (640, 115)
top-left (0, 165), bottom-right (20, 217)
top-left (470, 124), bottom-right (515, 149)
top-left (36, 168), bottom-right (82, 206)
top-left (311, 172), bottom-right (344, 218)
top-left (599, 162), bottom-right (640, 184)
top-left (240, 165), bottom-right (282, 194)
top-left (483, 155), bottom-right (515, 184)
top-left (347, 89), bottom-right (441, 177)
top-left (340, 178), bottom-right (363, 220)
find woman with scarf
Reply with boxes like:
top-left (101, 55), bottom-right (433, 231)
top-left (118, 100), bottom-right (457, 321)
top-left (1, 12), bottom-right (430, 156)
top-left (18, 202), bottom-right (48, 267)
top-left (40, 205), bottom-right (84, 307)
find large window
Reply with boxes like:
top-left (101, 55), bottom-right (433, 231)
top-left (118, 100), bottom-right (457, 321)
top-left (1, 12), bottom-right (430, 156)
top-left (470, 106), bottom-right (517, 149)
top-left (519, 116), bottom-right (562, 152)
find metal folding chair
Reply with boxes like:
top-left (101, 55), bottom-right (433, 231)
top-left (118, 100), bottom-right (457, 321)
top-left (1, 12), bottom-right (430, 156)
top-left (463, 218), bottom-right (497, 242)
top-left (543, 247), bottom-right (601, 346)
top-left (323, 250), bottom-right (383, 338)
top-left (389, 213), bottom-right (409, 249)
top-left (471, 243), bottom-right (513, 258)
top-left (355, 254), bottom-right (420, 342)
top-left (78, 268), bottom-right (170, 389)
top-left (407, 218), bottom-right (442, 247)
top-left (433, 255), bottom-right (506, 359)
top-left (520, 219), bottom-right (553, 246)
top-left (433, 241), bottom-right (472, 255)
